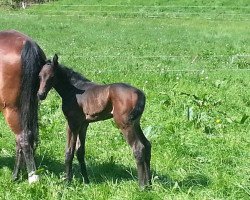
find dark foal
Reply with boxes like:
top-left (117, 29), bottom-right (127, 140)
top-left (37, 54), bottom-right (151, 187)
top-left (0, 30), bottom-right (46, 183)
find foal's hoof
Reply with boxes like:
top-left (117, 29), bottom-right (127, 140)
top-left (139, 181), bottom-right (152, 190)
top-left (12, 175), bottom-right (19, 182)
top-left (62, 176), bottom-right (72, 184)
top-left (28, 171), bottom-right (39, 184)
top-left (84, 178), bottom-right (90, 184)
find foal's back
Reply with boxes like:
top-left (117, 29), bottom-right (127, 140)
top-left (109, 83), bottom-right (144, 112)
top-left (77, 82), bottom-right (145, 124)
top-left (109, 83), bottom-right (145, 126)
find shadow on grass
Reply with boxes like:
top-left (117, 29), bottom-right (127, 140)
top-left (0, 154), bottom-right (136, 183)
top-left (86, 160), bottom-right (137, 184)
top-left (39, 155), bottom-right (211, 190)
top-left (0, 155), bottom-right (210, 189)
top-left (0, 154), bottom-right (65, 180)
top-left (0, 155), bottom-right (13, 169)
top-left (154, 172), bottom-right (210, 190)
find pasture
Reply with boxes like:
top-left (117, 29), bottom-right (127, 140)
top-left (0, 0), bottom-right (250, 199)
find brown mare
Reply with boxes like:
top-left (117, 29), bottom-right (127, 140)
top-left (0, 30), bottom-right (46, 183)
top-left (37, 54), bottom-right (151, 187)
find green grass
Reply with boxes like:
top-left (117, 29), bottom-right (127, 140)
top-left (0, 0), bottom-right (250, 199)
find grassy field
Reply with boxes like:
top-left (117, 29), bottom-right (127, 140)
top-left (0, 0), bottom-right (250, 199)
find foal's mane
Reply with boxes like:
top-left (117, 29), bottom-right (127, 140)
top-left (46, 59), bottom-right (91, 87)
top-left (60, 64), bottom-right (91, 84)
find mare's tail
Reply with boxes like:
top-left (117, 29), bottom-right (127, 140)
top-left (20, 40), bottom-right (46, 147)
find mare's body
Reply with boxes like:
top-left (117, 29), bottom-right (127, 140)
top-left (0, 30), bottom-right (46, 183)
top-left (38, 55), bottom-right (151, 187)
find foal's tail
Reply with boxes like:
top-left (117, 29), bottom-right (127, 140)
top-left (129, 89), bottom-right (146, 122)
top-left (20, 40), bottom-right (46, 147)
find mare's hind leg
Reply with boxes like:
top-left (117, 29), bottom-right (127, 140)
top-left (76, 123), bottom-right (90, 184)
top-left (12, 134), bottom-right (24, 181)
top-left (65, 125), bottom-right (77, 181)
top-left (115, 115), bottom-right (151, 188)
top-left (3, 108), bottom-right (37, 183)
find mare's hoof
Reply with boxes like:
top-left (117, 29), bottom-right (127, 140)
top-left (28, 171), bottom-right (39, 184)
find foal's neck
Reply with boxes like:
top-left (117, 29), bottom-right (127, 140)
top-left (53, 66), bottom-right (80, 100)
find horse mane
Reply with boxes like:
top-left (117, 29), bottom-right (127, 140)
top-left (46, 59), bottom-right (91, 88)
top-left (59, 64), bottom-right (91, 86)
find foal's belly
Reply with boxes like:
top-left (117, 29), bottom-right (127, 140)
top-left (78, 86), bottom-right (113, 122)
top-left (85, 111), bottom-right (113, 122)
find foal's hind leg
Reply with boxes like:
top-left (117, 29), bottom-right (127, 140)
top-left (76, 123), bottom-right (90, 184)
top-left (132, 122), bottom-right (151, 187)
top-left (65, 125), bottom-right (77, 181)
top-left (115, 116), bottom-right (151, 188)
top-left (126, 123), bottom-right (151, 188)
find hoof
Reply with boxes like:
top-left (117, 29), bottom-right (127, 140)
top-left (62, 176), bottom-right (72, 183)
top-left (28, 171), bottom-right (39, 184)
top-left (12, 175), bottom-right (18, 182)
top-left (139, 180), bottom-right (152, 190)
top-left (84, 177), bottom-right (90, 184)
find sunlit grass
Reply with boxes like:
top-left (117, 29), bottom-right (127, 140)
top-left (0, 0), bottom-right (250, 199)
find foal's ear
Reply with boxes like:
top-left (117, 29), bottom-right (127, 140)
top-left (52, 54), bottom-right (59, 67)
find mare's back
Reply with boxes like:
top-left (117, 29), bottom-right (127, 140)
top-left (0, 30), bottom-right (29, 55)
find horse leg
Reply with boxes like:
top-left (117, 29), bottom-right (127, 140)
top-left (133, 122), bottom-right (151, 187)
top-left (3, 108), bottom-right (38, 183)
top-left (76, 123), bottom-right (89, 184)
top-left (20, 130), bottom-right (38, 184)
top-left (12, 134), bottom-right (24, 181)
top-left (118, 119), bottom-right (151, 188)
top-left (65, 125), bottom-right (77, 181)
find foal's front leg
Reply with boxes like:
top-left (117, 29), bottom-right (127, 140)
top-left (65, 125), bottom-right (77, 181)
top-left (76, 123), bottom-right (89, 184)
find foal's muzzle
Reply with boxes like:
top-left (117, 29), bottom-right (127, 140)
top-left (37, 92), bottom-right (47, 101)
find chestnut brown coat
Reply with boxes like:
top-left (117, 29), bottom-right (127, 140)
top-left (38, 54), bottom-right (151, 188)
top-left (0, 30), bottom-right (46, 183)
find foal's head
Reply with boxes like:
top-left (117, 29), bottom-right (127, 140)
top-left (37, 54), bottom-right (58, 100)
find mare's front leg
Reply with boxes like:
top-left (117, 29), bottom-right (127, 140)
top-left (65, 125), bottom-right (77, 182)
top-left (76, 123), bottom-right (89, 184)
